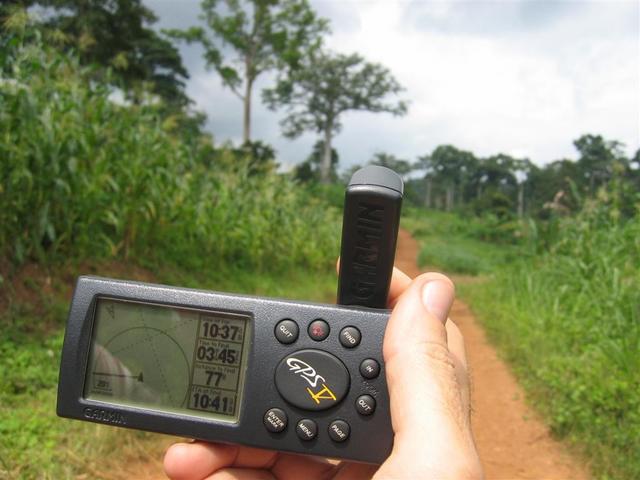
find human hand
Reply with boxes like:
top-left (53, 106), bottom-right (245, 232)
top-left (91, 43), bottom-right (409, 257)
top-left (164, 267), bottom-right (483, 480)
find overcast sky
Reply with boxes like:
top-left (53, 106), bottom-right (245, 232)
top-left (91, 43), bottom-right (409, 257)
top-left (146, 0), bottom-right (639, 171)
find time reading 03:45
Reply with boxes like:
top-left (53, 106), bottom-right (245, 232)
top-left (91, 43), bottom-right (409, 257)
top-left (188, 314), bottom-right (248, 417)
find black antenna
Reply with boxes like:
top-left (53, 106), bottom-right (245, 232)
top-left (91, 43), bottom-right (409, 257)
top-left (337, 166), bottom-right (403, 309)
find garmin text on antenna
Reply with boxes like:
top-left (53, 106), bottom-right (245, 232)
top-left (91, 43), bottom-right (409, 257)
top-left (352, 203), bottom-right (384, 301)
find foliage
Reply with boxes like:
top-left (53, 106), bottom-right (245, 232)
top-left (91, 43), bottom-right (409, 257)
top-left (167, 0), bottom-right (329, 142)
top-left (409, 135), bottom-right (637, 220)
top-left (403, 208), bottom-right (523, 275)
top-left (294, 140), bottom-right (339, 183)
top-left (465, 199), bottom-right (640, 480)
top-left (264, 50), bottom-right (407, 182)
top-left (0, 29), bottom-right (339, 272)
top-left (3, 1), bottom-right (189, 105)
top-left (574, 134), bottom-right (627, 193)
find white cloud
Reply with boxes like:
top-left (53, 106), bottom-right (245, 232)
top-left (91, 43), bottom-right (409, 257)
top-left (320, 0), bottom-right (639, 166)
top-left (146, 0), bottom-right (640, 169)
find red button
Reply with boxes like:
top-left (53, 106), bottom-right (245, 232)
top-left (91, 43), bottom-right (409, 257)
top-left (308, 319), bottom-right (330, 341)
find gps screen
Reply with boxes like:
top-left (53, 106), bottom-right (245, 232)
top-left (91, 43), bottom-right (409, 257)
top-left (83, 298), bottom-right (251, 423)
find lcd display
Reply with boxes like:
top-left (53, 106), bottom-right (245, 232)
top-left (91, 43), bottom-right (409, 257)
top-left (84, 298), bottom-right (251, 423)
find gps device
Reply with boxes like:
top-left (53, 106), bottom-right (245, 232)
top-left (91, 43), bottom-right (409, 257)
top-left (57, 166), bottom-right (403, 464)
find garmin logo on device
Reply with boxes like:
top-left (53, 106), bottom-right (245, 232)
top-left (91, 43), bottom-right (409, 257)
top-left (83, 407), bottom-right (126, 425)
top-left (351, 203), bottom-right (383, 299)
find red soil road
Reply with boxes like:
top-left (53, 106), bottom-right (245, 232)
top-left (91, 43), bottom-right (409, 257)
top-left (395, 228), bottom-right (590, 480)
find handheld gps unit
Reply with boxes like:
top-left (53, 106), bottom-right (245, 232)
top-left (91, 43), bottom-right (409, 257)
top-left (57, 166), bottom-right (403, 464)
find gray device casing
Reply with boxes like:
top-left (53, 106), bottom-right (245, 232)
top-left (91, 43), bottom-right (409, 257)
top-left (57, 276), bottom-right (393, 464)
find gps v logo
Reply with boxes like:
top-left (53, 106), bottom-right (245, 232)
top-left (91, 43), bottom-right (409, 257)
top-left (286, 357), bottom-right (338, 405)
top-left (286, 357), bottom-right (325, 387)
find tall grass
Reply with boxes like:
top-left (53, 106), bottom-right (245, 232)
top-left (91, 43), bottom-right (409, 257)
top-left (0, 24), bottom-right (339, 273)
top-left (402, 208), bottom-right (523, 275)
top-left (465, 197), bottom-right (640, 479)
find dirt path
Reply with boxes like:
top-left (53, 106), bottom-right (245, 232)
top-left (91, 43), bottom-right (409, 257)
top-left (395, 229), bottom-right (590, 480)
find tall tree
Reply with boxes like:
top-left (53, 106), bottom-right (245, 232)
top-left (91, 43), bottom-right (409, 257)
top-left (574, 134), bottom-right (626, 193)
top-left (168, 0), bottom-right (328, 143)
top-left (415, 154), bottom-right (436, 208)
top-left (427, 145), bottom-right (476, 211)
top-left (264, 51), bottom-right (407, 183)
top-left (11, 0), bottom-right (190, 105)
top-left (294, 140), bottom-right (339, 182)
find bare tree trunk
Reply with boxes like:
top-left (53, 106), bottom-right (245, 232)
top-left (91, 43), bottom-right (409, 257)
top-left (243, 76), bottom-right (253, 144)
top-left (425, 176), bottom-right (432, 208)
top-left (446, 185), bottom-right (454, 211)
top-left (517, 183), bottom-right (524, 217)
top-left (321, 125), bottom-right (333, 183)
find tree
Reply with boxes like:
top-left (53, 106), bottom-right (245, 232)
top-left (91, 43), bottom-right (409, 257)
top-left (264, 51), bottom-right (407, 183)
top-left (168, 0), bottom-right (328, 143)
top-left (427, 145), bottom-right (476, 211)
top-left (12, 0), bottom-right (190, 105)
top-left (415, 154), bottom-right (436, 208)
top-left (574, 134), bottom-right (626, 193)
top-left (369, 152), bottom-right (412, 179)
top-left (294, 140), bottom-right (339, 182)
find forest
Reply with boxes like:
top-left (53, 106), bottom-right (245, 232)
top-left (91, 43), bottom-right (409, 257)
top-left (1, 1), bottom-right (638, 479)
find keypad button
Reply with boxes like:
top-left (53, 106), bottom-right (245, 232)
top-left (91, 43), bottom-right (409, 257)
top-left (339, 326), bottom-right (361, 348)
top-left (355, 395), bottom-right (376, 416)
top-left (263, 408), bottom-right (287, 433)
top-left (328, 420), bottom-right (350, 442)
top-left (275, 349), bottom-right (350, 411)
top-left (296, 418), bottom-right (318, 441)
top-left (308, 319), bottom-right (330, 341)
top-left (275, 319), bottom-right (299, 344)
top-left (359, 359), bottom-right (380, 379)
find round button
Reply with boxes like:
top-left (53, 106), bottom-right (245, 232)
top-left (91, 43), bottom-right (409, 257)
top-left (308, 319), bottom-right (330, 341)
top-left (359, 359), bottom-right (380, 379)
top-left (296, 418), bottom-right (318, 441)
top-left (275, 319), bottom-right (299, 344)
top-left (275, 349), bottom-right (350, 411)
top-left (328, 420), bottom-right (350, 442)
top-left (339, 326), bottom-right (361, 348)
top-left (263, 408), bottom-right (287, 433)
top-left (355, 395), bottom-right (376, 416)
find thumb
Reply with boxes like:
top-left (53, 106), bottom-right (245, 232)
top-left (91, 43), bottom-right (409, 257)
top-left (383, 273), bottom-right (468, 447)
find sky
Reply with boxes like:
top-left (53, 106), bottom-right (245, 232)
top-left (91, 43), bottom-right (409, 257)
top-left (145, 0), bottom-right (640, 172)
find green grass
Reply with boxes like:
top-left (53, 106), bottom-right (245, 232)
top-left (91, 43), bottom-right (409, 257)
top-left (463, 208), bottom-right (640, 480)
top-left (406, 202), bottom-right (639, 480)
top-left (0, 262), bottom-right (338, 479)
top-left (402, 208), bottom-right (523, 275)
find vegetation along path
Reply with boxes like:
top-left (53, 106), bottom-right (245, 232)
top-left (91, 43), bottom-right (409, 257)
top-left (395, 228), bottom-right (590, 480)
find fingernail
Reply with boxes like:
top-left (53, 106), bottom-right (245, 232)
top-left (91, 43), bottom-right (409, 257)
top-left (421, 280), bottom-right (454, 323)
